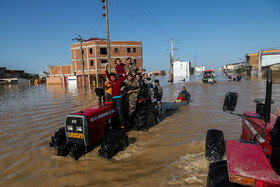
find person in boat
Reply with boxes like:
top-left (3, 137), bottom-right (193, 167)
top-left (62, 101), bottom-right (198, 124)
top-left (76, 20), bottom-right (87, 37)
top-left (105, 63), bottom-right (128, 127)
top-left (154, 79), bottom-right (163, 101)
top-left (176, 92), bottom-right (187, 102)
top-left (124, 73), bottom-right (141, 123)
top-left (124, 57), bottom-right (139, 76)
top-left (115, 58), bottom-right (126, 78)
top-left (179, 87), bottom-right (191, 101)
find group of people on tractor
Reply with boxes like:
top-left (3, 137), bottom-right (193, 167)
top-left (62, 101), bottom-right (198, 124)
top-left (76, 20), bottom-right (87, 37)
top-left (104, 57), bottom-right (163, 128)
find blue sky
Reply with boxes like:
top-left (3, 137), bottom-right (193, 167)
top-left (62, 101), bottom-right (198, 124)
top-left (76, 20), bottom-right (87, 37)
top-left (0, 0), bottom-right (279, 73)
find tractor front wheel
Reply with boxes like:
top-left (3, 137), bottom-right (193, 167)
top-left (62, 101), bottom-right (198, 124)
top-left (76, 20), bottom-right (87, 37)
top-left (98, 130), bottom-right (129, 159)
top-left (205, 129), bottom-right (225, 161)
top-left (207, 160), bottom-right (243, 187)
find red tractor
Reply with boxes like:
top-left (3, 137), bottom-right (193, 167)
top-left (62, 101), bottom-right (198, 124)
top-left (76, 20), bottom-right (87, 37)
top-left (205, 68), bottom-right (280, 187)
top-left (49, 79), bottom-right (162, 160)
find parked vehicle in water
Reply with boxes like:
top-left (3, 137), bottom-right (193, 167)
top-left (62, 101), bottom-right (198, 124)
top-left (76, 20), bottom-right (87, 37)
top-left (202, 70), bottom-right (216, 84)
top-left (205, 68), bottom-right (280, 186)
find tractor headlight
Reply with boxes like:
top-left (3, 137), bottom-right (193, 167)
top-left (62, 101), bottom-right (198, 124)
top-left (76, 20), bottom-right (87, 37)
top-left (76, 126), bottom-right (83, 132)
top-left (67, 125), bottom-right (73, 131)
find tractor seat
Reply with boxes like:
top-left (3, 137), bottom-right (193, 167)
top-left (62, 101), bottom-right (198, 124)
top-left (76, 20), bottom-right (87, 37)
top-left (253, 98), bottom-right (274, 104)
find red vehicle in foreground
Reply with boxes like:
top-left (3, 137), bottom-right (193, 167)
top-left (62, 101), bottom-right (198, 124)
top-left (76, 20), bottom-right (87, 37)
top-left (49, 79), bottom-right (162, 160)
top-left (205, 68), bottom-right (280, 187)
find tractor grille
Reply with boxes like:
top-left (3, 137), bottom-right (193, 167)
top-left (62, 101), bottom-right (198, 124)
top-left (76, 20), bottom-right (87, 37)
top-left (65, 116), bottom-right (85, 144)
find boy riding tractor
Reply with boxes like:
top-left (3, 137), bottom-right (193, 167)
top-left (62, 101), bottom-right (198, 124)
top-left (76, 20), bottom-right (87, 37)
top-left (205, 68), bottom-right (280, 187)
top-left (49, 69), bottom-right (162, 160)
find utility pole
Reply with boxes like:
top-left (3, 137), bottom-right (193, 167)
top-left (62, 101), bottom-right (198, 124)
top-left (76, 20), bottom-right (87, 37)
top-left (193, 56), bottom-right (198, 73)
top-left (72, 35), bottom-right (86, 88)
top-left (168, 39), bottom-right (177, 82)
top-left (102, 0), bottom-right (111, 72)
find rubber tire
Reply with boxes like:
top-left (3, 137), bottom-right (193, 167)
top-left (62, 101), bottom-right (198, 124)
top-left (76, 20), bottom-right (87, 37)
top-left (49, 127), bottom-right (67, 148)
top-left (205, 129), bottom-right (225, 161)
top-left (207, 160), bottom-right (243, 187)
top-left (98, 130), bottom-right (129, 159)
top-left (133, 104), bottom-right (156, 131)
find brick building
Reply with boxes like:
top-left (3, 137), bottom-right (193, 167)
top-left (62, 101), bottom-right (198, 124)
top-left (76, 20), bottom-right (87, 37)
top-left (47, 39), bottom-right (143, 86)
top-left (246, 49), bottom-right (280, 77)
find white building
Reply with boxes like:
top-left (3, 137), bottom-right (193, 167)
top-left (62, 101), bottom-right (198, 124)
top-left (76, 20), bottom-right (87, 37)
top-left (173, 60), bottom-right (190, 81)
top-left (195, 66), bottom-right (206, 73)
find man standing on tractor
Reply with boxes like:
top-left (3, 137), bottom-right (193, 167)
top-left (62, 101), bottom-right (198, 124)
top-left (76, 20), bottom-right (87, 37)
top-left (115, 58), bottom-right (126, 78)
top-left (125, 57), bottom-right (139, 76)
top-left (154, 79), bottom-right (163, 101)
top-left (124, 73), bottom-right (141, 123)
top-left (179, 87), bottom-right (191, 102)
top-left (105, 63), bottom-right (128, 127)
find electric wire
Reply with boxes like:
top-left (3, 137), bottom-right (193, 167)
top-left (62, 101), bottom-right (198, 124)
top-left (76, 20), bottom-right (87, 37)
top-left (109, 1), bottom-right (170, 41)
top-left (127, 0), bottom-right (174, 39)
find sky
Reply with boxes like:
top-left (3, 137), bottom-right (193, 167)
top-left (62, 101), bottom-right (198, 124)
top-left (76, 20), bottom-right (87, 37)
top-left (0, 0), bottom-right (279, 74)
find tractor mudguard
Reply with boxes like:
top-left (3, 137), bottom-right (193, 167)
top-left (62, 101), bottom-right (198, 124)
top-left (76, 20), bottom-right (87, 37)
top-left (226, 140), bottom-right (280, 186)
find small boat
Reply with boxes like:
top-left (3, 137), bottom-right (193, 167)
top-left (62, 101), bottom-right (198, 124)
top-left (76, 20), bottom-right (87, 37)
top-left (202, 70), bottom-right (216, 83)
top-left (162, 101), bottom-right (189, 110)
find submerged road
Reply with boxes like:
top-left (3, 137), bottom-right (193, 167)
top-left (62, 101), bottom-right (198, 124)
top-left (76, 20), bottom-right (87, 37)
top-left (0, 74), bottom-right (279, 186)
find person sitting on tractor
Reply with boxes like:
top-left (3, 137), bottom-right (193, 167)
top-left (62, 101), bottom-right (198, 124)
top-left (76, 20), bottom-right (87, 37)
top-left (105, 63), bottom-right (128, 127)
top-left (115, 58), bottom-right (126, 78)
top-left (105, 80), bottom-right (112, 101)
top-left (154, 79), bottom-right (163, 101)
top-left (142, 73), bottom-right (155, 101)
top-left (124, 57), bottom-right (139, 76)
top-left (270, 106), bottom-right (280, 174)
top-left (124, 73), bottom-right (141, 123)
top-left (179, 87), bottom-right (191, 102)
top-left (176, 92), bottom-right (187, 102)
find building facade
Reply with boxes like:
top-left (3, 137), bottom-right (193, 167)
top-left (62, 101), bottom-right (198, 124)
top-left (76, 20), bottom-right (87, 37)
top-left (47, 39), bottom-right (143, 86)
top-left (0, 67), bottom-right (25, 78)
top-left (246, 49), bottom-right (280, 77)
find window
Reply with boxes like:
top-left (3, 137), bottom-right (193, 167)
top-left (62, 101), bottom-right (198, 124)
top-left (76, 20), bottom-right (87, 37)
top-left (133, 48), bottom-right (136, 53)
top-left (134, 59), bottom-right (137, 64)
top-left (114, 48), bottom-right (118, 53)
top-left (100, 48), bottom-right (107, 55)
top-left (127, 48), bottom-right (131, 53)
top-left (101, 60), bottom-right (107, 67)
top-left (90, 60), bottom-right (94, 66)
top-left (82, 49), bottom-right (84, 55)
top-left (89, 48), bottom-right (93, 54)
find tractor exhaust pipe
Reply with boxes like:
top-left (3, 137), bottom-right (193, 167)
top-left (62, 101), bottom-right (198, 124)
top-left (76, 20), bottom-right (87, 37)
top-left (95, 76), bottom-right (106, 108)
top-left (262, 68), bottom-right (272, 139)
top-left (265, 68), bottom-right (272, 123)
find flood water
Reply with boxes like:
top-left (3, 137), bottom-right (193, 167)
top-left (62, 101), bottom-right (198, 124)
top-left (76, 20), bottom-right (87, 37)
top-left (1, 73), bottom-right (280, 187)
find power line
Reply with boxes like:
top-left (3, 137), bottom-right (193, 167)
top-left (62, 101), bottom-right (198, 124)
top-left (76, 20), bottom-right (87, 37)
top-left (109, 1), bottom-right (169, 41)
top-left (128, 0), bottom-right (173, 39)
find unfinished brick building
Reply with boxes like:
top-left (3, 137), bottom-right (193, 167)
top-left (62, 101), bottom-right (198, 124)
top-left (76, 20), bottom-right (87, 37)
top-left (47, 38), bottom-right (143, 86)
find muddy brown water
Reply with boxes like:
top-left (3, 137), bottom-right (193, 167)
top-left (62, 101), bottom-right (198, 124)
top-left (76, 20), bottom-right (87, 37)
top-left (1, 74), bottom-right (280, 187)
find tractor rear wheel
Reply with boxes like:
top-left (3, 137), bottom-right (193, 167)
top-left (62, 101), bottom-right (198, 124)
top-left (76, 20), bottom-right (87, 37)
top-left (205, 129), bottom-right (225, 161)
top-left (207, 160), bottom-right (243, 187)
top-left (133, 104), bottom-right (156, 131)
top-left (98, 130), bottom-right (129, 159)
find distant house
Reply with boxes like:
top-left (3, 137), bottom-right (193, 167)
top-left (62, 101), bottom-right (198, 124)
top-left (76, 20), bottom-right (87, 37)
top-left (246, 49), bottom-right (280, 77)
top-left (151, 70), bottom-right (166, 76)
top-left (173, 60), bottom-right (190, 78)
top-left (0, 67), bottom-right (25, 78)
